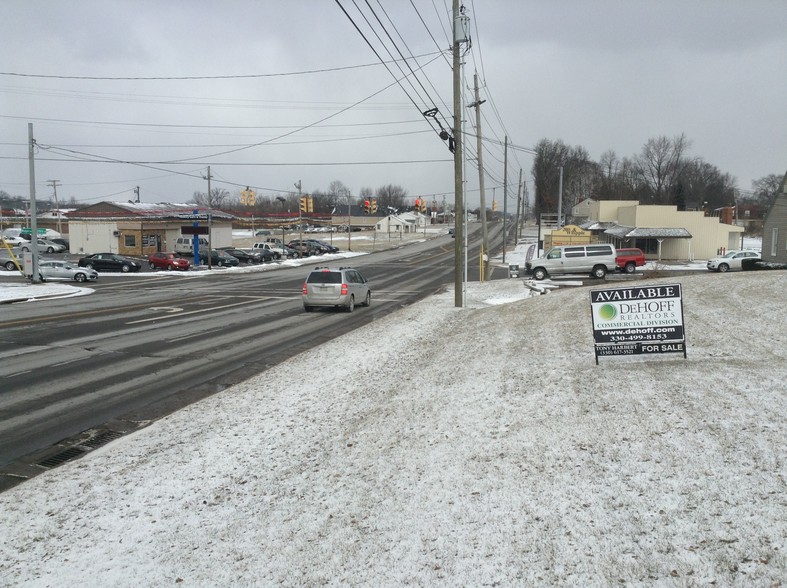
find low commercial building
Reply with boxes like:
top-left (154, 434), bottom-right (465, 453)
top-left (66, 202), bottom-right (234, 256)
top-left (577, 200), bottom-right (743, 260)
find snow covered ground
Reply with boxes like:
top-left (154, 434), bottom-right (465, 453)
top-left (0, 254), bottom-right (785, 585)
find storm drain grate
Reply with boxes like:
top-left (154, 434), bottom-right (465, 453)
top-left (80, 430), bottom-right (124, 450)
top-left (37, 447), bottom-right (87, 468)
top-left (36, 430), bottom-right (125, 469)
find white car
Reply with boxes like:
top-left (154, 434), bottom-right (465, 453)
top-left (1, 236), bottom-right (26, 246)
top-left (39, 260), bottom-right (98, 283)
top-left (706, 250), bottom-right (760, 272)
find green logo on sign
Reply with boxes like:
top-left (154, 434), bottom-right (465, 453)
top-left (599, 303), bottom-right (617, 320)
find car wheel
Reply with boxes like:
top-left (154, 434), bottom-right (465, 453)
top-left (363, 291), bottom-right (371, 307)
top-left (533, 267), bottom-right (547, 281)
top-left (718, 263), bottom-right (729, 273)
top-left (74, 272), bottom-right (87, 282)
top-left (166, 264), bottom-right (174, 271)
top-left (346, 295), bottom-right (355, 313)
top-left (275, 253), bottom-right (281, 260)
top-left (592, 265), bottom-right (607, 279)
top-left (121, 264), bottom-right (130, 273)
top-left (217, 260), bottom-right (224, 267)
top-left (46, 247), bottom-right (54, 253)
top-left (38, 273), bottom-right (46, 282)
top-left (149, 261), bottom-right (156, 269)
top-left (5, 261), bottom-right (16, 271)
top-left (625, 262), bottom-right (636, 274)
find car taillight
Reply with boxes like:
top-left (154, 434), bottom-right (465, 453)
top-left (302, 282), bottom-right (308, 295)
top-left (341, 283), bottom-right (348, 295)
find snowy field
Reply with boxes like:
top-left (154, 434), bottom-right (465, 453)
top-left (0, 265), bottom-right (785, 586)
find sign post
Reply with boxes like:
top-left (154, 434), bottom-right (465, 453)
top-left (590, 284), bottom-right (687, 364)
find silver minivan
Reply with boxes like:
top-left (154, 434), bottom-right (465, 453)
top-left (526, 244), bottom-right (617, 280)
top-left (302, 266), bottom-right (371, 312)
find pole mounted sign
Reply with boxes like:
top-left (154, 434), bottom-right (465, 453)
top-left (590, 283), bottom-right (687, 364)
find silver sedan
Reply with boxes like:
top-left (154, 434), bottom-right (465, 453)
top-left (39, 260), bottom-right (98, 283)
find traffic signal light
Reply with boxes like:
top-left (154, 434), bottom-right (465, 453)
top-left (492, 199), bottom-right (497, 212)
top-left (241, 187), bottom-right (255, 206)
top-left (414, 198), bottom-right (420, 211)
top-left (299, 196), bottom-right (308, 213)
top-left (419, 199), bottom-right (427, 213)
top-left (370, 199), bottom-right (378, 214)
top-left (363, 200), bottom-right (371, 214)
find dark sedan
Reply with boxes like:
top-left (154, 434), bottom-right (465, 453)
top-left (78, 253), bottom-right (142, 273)
top-left (218, 247), bottom-right (273, 264)
top-left (198, 249), bottom-right (240, 267)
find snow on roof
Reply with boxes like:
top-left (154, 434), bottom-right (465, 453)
top-left (67, 201), bottom-right (235, 220)
top-left (603, 225), bottom-right (693, 239)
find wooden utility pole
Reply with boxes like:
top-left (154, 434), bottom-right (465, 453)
top-left (470, 72), bottom-right (489, 281)
top-left (515, 168), bottom-right (523, 241)
top-left (28, 123), bottom-right (40, 282)
top-left (502, 136), bottom-right (508, 264)
top-left (452, 0), bottom-right (465, 307)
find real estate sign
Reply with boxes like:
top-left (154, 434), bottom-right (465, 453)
top-left (590, 283), bottom-right (687, 364)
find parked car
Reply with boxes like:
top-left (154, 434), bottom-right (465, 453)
top-left (198, 249), bottom-right (240, 267)
top-left (302, 266), bottom-right (371, 312)
top-left (615, 248), bottom-right (646, 273)
top-left (305, 239), bottom-right (340, 254)
top-left (218, 247), bottom-right (272, 264)
top-left (47, 237), bottom-right (70, 251)
top-left (1, 235), bottom-right (26, 247)
top-left (148, 251), bottom-right (191, 271)
top-left (19, 239), bottom-right (66, 254)
top-left (706, 250), bottom-right (760, 272)
top-left (287, 240), bottom-right (319, 257)
top-left (78, 253), bottom-right (142, 273)
top-left (1, 252), bottom-right (21, 271)
top-left (38, 260), bottom-right (98, 283)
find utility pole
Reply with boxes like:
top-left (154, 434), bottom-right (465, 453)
top-left (134, 185), bottom-right (140, 203)
top-left (46, 179), bottom-right (62, 235)
top-left (452, 0), bottom-right (467, 307)
top-left (515, 169), bottom-right (523, 241)
top-left (28, 124), bottom-right (40, 283)
top-left (206, 166), bottom-right (212, 270)
top-left (469, 72), bottom-right (489, 280)
top-left (557, 165), bottom-right (564, 228)
top-left (502, 135), bottom-right (508, 264)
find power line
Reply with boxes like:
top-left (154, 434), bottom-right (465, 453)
top-left (0, 53), bottom-right (442, 81)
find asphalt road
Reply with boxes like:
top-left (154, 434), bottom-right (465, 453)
top-left (0, 228), bottom-right (503, 489)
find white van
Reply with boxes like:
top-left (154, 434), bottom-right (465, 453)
top-left (525, 244), bottom-right (617, 280)
top-left (174, 236), bottom-right (209, 254)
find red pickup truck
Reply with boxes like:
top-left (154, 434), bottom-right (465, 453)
top-left (615, 248), bottom-right (646, 273)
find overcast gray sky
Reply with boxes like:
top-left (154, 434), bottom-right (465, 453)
top-left (1, 1), bottom-right (785, 209)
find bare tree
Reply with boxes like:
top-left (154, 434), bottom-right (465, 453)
top-left (635, 133), bottom-right (692, 204)
top-left (191, 187), bottom-right (230, 208)
top-left (752, 173), bottom-right (783, 208)
top-left (375, 184), bottom-right (407, 211)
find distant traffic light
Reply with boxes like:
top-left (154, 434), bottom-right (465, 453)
top-left (299, 196), bottom-right (313, 213)
top-left (370, 199), bottom-right (378, 214)
top-left (363, 200), bottom-right (371, 214)
top-left (241, 187), bottom-right (255, 206)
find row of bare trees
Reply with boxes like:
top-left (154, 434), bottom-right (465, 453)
top-left (531, 134), bottom-right (780, 220)
top-left (190, 180), bottom-right (410, 214)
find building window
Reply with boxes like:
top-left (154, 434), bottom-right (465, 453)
top-left (124, 235), bottom-right (136, 248)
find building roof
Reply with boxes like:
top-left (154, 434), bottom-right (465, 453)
top-left (604, 225), bottom-right (693, 239)
top-left (579, 221), bottom-right (618, 231)
top-left (66, 201), bottom-right (235, 220)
